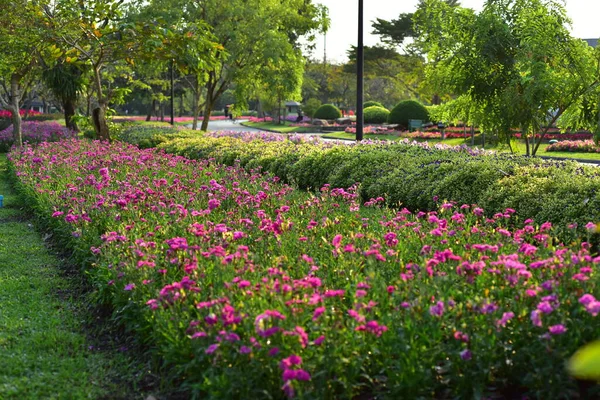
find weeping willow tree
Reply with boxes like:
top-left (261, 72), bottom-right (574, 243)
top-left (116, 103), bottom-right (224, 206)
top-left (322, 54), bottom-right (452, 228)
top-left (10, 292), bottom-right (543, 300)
top-left (42, 61), bottom-right (87, 131)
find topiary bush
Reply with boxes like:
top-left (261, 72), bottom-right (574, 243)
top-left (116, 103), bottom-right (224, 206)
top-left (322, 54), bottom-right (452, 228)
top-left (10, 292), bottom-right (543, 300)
top-left (314, 104), bottom-right (342, 120)
top-left (363, 106), bottom-right (390, 124)
top-left (363, 100), bottom-right (384, 109)
top-left (388, 100), bottom-right (429, 127)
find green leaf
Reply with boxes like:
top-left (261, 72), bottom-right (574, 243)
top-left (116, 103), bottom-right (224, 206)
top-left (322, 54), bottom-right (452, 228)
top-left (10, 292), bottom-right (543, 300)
top-left (568, 341), bottom-right (600, 381)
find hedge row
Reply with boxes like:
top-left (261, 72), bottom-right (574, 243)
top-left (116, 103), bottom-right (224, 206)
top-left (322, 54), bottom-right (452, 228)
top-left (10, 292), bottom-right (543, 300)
top-left (117, 131), bottom-right (600, 241)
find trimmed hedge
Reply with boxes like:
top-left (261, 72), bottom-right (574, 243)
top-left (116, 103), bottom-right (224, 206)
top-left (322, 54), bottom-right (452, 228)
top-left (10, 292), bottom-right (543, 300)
top-left (314, 104), bottom-right (342, 120)
top-left (388, 100), bottom-right (429, 127)
top-left (363, 100), bottom-right (384, 109)
top-left (146, 133), bottom-right (600, 242)
top-left (363, 106), bottom-right (390, 124)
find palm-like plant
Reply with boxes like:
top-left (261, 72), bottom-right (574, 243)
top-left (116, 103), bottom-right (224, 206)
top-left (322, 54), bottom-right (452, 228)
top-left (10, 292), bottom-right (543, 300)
top-left (42, 61), bottom-right (86, 131)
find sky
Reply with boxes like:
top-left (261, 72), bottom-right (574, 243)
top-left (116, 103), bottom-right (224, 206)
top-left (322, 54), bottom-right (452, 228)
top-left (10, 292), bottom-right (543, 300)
top-left (308, 0), bottom-right (600, 62)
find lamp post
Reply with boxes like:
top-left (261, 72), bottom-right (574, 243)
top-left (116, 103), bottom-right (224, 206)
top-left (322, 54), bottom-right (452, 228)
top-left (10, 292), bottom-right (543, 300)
top-left (356, 0), bottom-right (364, 141)
top-left (170, 59), bottom-right (175, 126)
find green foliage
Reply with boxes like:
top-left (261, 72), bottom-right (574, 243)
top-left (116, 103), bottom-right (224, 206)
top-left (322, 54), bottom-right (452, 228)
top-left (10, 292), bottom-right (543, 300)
top-left (302, 98), bottom-right (322, 118)
top-left (363, 100), bottom-right (384, 108)
top-left (314, 104), bottom-right (342, 120)
top-left (569, 341), bottom-right (600, 381)
top-left (388, 100), bottom-right (429, 127)
top-left (363, 106), bottom-right (390, 124)
top-left (414, 0), bottom-right (600, 155)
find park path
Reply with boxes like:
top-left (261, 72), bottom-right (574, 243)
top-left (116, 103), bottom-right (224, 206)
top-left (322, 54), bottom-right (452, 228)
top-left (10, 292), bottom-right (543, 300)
top-left (187, 119), bottom-right (264, 132)
top-left (0, 155), bottom-right (143, 399)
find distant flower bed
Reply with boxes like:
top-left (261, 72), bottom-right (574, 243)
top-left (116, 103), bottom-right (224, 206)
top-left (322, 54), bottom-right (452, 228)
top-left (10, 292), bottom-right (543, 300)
top-left (0, 109), bottom-right (42, 119)
top-left (247, 116), bottom-right (274, 123)
top-left (546, 139), bottom-right (600, 153)
top-left (206, 130), bottom-right (320, 144)
top-left (0, 121), bottom-right (77, 152)
top-left (344, 126), bottom-right (393, 134)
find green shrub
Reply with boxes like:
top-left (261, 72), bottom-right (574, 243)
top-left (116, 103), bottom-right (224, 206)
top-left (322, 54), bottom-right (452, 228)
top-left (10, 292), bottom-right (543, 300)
top-left (363, 106), bottom-right (390, 124)
top-left (116, 125), bottom-right (198, 149)
top-left (388, 100), bottom-right (429, 127)
top-left (363, 101), bottom-right (384, 109)
top-left (151, 133), bottom-right (600, 244)
top-left (314, 104), bottom-right (342, 120)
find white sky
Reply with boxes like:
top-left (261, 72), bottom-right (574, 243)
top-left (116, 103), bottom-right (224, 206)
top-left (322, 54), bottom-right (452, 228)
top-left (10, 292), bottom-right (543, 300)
top-left (310, 0), bottom-right (600, 62)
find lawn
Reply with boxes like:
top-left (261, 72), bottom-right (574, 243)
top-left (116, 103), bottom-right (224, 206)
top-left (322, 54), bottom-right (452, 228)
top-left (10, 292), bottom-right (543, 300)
top-left (0, 154), bottom-right (153, 399)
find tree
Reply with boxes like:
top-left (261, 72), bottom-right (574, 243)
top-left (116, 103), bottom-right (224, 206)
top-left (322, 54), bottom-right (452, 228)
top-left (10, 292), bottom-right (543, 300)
top-left (372, 0), bottom-right (460, 47)
top-left (415, 0), bottom-right (600, 155)
top-left (0, 1), bottom-right (48, 147)
top-left (149, 0), bottom-right (328, 131)
top-left (41, 60), bottom-right (87, 130)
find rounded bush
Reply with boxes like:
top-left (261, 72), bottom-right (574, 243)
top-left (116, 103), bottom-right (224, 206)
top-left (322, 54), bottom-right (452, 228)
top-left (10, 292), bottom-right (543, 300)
top-left (314, 104), bottom-right (342, 120)
top-left (363, 100), bottom-right (384, 109)
top-left (388, 100), bottom-right (429, 127)
top-left (363, 106), bottom-right (390, 124)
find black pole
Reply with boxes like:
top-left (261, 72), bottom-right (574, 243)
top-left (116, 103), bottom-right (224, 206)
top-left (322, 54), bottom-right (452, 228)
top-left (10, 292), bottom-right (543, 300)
top-left (170, 59), bottom-right (175, 126)
top-left (356, 0), bottom-right (364, 141)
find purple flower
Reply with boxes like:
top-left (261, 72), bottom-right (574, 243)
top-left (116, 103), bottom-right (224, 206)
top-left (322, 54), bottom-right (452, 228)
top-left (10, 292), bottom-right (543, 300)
top-left (548, 324), bottom-right (567, 335)
top-left (205, 343), bottom-right (219, 354)
top-left (460, 349), bottom-right (472, 361)
top-left (429, 301), bottom-right (445, 317)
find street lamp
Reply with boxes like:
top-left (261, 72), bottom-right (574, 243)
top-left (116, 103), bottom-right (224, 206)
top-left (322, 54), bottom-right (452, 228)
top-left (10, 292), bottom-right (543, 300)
top-left (356, 0), bottom-right (364, 141)
top-left (170, 59), bottom-right (175, 126)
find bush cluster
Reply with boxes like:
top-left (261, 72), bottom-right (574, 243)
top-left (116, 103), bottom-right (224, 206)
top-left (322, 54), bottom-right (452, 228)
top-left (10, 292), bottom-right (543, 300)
top-left (388, 100), bottom-right (429, 127)
top-left (313, 104), bottom-right (342, 120)
top-left (363, 106), bottom-right (390, 124)
top-left (363, 100), bottom-right (384, 109)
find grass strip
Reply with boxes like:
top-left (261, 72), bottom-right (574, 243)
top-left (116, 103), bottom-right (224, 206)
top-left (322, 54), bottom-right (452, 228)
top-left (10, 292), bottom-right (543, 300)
top-left (0, 154), bottom-right (146, 400)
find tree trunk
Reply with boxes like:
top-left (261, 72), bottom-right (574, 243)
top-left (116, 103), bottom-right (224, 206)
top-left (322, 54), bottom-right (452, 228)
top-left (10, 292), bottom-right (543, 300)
top-left (192, 75), bottom-right (200, 130)
top-left (179, 93), bottom-right (184, 117)
top-left (9, 74), bottom-right (23, 148)
top-left (470, 125), bottom-right (475, 146)
top-left (201, 98), bottom-right (213, 131)
top-left (91, 65), bottom-right (110, 140)
top-left (524, 134), bottom-right (530, 157)
top-left (92, 101), bottom-right (110, 141)
top-left (64, 98), bottom-right (78, 131)
top-left (160, 102), bottom-right (165, 122)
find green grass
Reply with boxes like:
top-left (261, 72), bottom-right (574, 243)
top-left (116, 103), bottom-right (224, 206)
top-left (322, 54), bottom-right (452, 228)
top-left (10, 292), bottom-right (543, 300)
top-left (243, 121), bottom-right (318, 133)
top-left (0, 154), bottom-right (152, 399)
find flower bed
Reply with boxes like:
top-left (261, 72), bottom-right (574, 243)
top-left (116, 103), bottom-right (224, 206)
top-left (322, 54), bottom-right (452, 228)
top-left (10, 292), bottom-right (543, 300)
top-left (9, 139), bottom-right (600, 399)
top-left (546, 139), bottom-right (600, 153)
top-left (0, 121), bottom-right (77, 152)
top-left (0, 109), bottom-right (42, 118)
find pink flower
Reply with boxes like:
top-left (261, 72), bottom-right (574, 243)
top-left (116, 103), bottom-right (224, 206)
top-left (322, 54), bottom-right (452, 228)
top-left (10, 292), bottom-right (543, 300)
top-left (496, 311), bottom-right (515, 328)
top-left (331, 234), bottom-right (343, 248)
top-left (312, 307), bottom-right (325, 321)
top-left (314, 335), bottom-right (325, 345)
